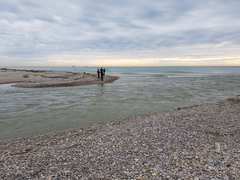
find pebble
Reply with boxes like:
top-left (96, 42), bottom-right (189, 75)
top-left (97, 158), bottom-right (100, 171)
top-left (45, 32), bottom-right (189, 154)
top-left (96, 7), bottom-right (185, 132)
top-left (215, 142), bottom-right (221, 153)
top-left (1, 97), bottom-right (240, 179)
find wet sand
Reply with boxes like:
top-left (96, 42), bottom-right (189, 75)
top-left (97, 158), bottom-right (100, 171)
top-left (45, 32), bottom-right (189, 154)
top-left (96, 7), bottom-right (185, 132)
top-left (0, 68), bottom-right (119, 88)
top-left (0, 97), bottom-right (240, 179)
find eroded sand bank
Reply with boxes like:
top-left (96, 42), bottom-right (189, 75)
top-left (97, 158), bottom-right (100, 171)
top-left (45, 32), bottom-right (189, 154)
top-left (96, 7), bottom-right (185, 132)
top-left (0, 68), bottom-right (119, 88)
top-left (0, 97), bottom-right (240, 179)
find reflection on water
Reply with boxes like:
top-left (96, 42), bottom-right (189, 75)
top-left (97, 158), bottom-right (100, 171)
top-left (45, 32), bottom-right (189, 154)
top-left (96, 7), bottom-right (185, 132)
top-left (1, 67), bottom-right (240, 138)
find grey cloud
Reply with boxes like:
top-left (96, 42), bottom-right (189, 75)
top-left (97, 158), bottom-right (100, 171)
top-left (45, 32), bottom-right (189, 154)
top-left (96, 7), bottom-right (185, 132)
top-left (0, 0), bottom-right (240, 65)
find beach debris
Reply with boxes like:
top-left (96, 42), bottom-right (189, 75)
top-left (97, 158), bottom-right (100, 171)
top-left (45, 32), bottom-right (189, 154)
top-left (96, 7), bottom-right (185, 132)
top-left (22, 74), bottom-right (29, 78)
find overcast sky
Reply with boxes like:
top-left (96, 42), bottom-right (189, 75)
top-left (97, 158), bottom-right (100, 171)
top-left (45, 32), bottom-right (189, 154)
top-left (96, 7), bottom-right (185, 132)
top-left (1, 0), bottom-right (240, 66)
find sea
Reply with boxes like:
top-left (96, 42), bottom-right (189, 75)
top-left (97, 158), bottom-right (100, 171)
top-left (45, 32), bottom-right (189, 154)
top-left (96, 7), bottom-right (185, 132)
top-left (1, 67), bottom-right (240, 139)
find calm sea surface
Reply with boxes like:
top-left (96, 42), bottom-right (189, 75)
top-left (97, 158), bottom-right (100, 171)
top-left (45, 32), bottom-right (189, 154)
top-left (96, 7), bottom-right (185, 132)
top-left (1, 67), bottom-right (240, 138)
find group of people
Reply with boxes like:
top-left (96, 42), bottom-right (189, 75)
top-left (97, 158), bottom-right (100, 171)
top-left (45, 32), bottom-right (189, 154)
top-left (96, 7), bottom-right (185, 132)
top-left (97, 67), bottom-right (106, 81)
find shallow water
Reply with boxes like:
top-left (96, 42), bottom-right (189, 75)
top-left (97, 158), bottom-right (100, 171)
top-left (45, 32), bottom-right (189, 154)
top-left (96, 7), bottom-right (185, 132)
top-left (1, 67), bottom-right (240, 138)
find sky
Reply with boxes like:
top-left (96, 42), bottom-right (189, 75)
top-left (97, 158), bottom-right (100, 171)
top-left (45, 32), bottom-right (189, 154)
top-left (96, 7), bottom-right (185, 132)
top-left (1, 0), bottom-right (240, 67)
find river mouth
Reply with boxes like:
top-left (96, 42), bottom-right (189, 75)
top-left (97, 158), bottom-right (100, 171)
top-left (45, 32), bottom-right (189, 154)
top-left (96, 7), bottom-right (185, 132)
top-left (1, 67), bottom-right (240, 139)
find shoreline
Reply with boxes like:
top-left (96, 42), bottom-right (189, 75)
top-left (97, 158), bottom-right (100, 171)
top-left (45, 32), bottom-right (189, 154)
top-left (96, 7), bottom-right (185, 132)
top-left (1, 96), bottom-right (240, 179)
top-left (0, 68), bottom-right (119, 88)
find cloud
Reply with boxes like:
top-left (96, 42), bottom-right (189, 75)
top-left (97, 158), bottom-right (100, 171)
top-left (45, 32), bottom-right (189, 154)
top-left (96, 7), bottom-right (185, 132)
top-left (0, 0), bottom-right (240, 66)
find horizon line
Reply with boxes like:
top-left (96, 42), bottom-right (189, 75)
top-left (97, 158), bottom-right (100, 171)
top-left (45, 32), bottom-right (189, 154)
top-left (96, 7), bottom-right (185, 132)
top-left (2, 65), bottom-right (240, 68)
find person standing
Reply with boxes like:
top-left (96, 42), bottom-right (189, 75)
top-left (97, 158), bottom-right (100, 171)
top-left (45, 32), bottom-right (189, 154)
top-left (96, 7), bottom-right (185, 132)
top-left (100, 67), bottom-right (104, 81)
top-left (103, 68), bottom-right (106, 77)
top-left (97, 68), bottom-right (100, 79)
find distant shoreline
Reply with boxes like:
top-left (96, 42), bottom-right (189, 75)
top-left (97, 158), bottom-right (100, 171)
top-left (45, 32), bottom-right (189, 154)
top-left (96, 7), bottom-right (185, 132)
top-left (0, 68), bottom-right (119, 88)
top-left (2, 66), bottom-right (240, 68)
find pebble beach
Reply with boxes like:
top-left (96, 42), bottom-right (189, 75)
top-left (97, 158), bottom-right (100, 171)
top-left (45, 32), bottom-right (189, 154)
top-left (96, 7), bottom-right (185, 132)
top-left (1, 96), bottom-right (240, 179)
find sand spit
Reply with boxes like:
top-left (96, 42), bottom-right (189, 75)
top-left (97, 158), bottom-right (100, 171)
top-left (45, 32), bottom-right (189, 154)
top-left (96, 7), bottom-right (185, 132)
top-left (0, 68), bottom-right (119, 88)
top-left (1, 97), bottom-right (240, 179)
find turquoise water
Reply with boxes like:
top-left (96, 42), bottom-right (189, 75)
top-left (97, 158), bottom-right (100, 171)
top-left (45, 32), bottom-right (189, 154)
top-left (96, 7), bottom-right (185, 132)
top-left (1, 67), bottom-right (240, 139)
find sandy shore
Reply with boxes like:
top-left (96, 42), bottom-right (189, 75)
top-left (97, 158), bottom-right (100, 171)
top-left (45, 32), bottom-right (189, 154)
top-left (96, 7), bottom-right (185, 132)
top-left (1, 97), bottom-right (240, 179)
top-left (0, 68), bottom-right (119, 88)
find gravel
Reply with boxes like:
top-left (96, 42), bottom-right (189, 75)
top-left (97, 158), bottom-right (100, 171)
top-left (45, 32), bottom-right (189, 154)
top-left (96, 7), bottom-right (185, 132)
top-left (1, 97), bottom-right (240, 179)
